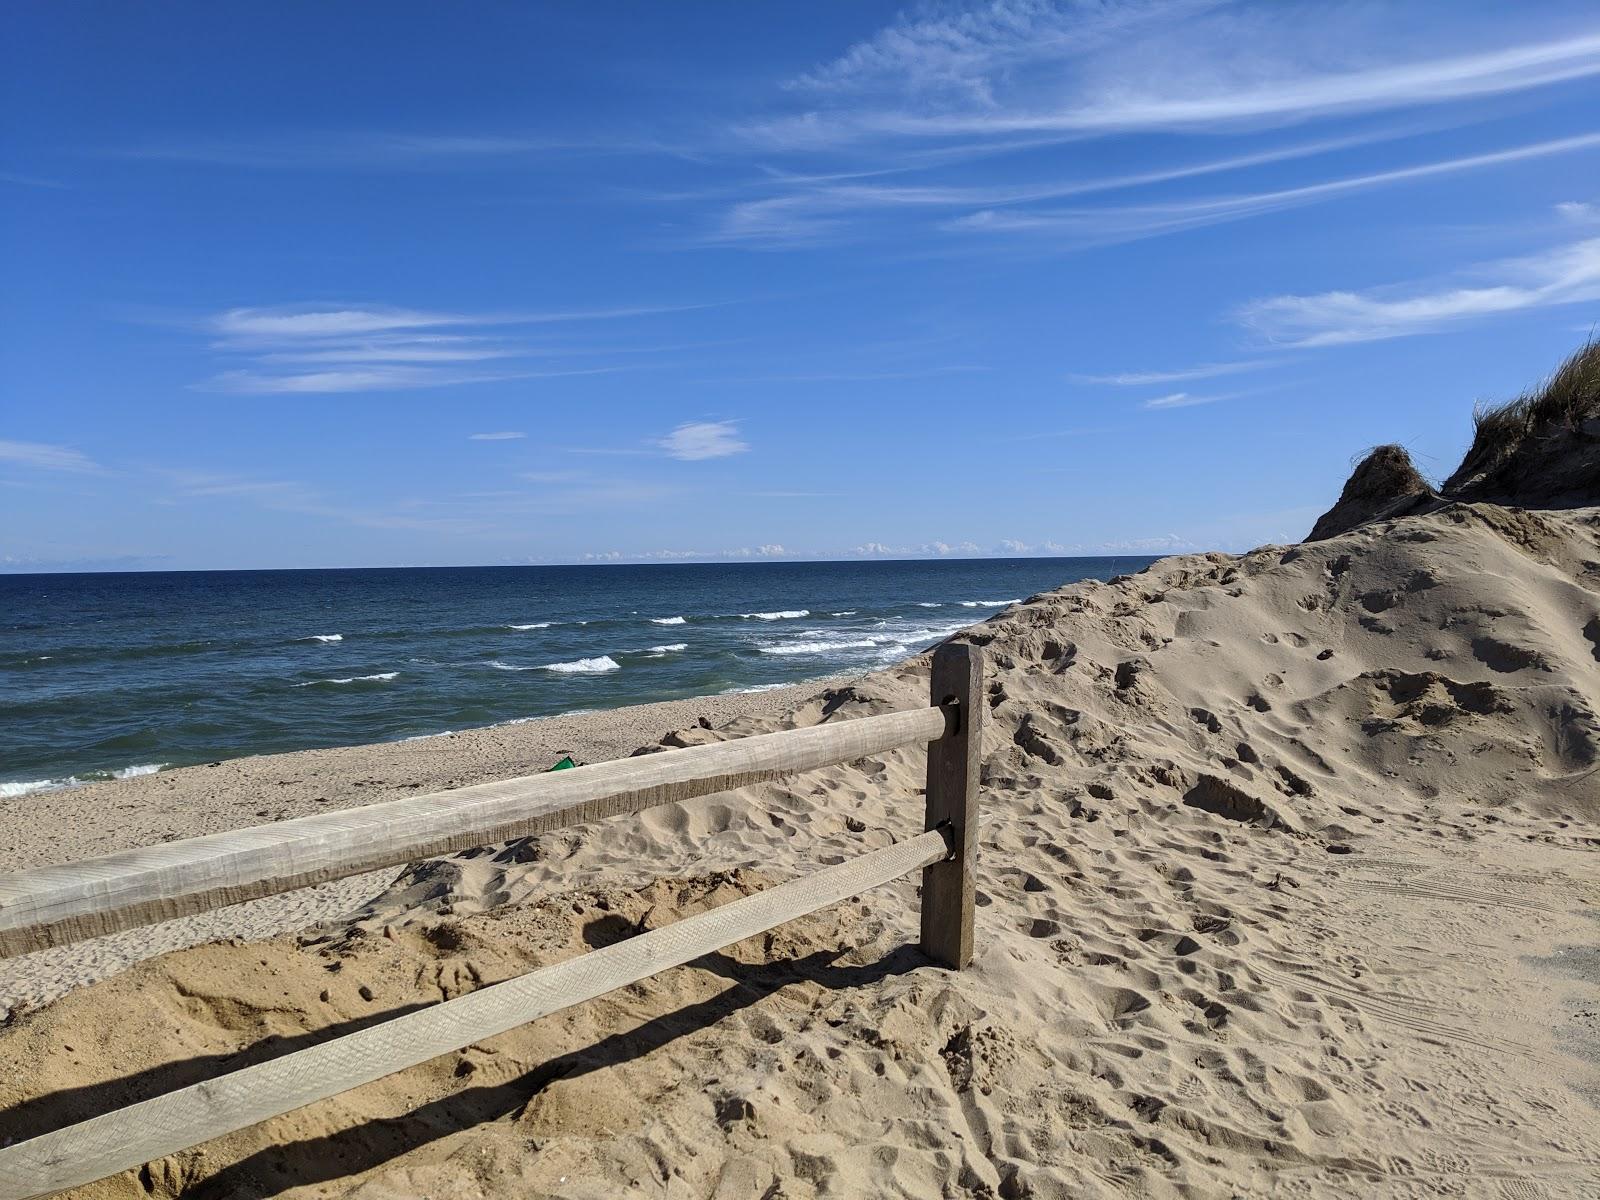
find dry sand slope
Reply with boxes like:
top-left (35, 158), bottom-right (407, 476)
top-left (4, 500), bottom-right (1600, 1199)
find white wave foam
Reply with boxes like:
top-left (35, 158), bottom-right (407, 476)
top-left (543, 655), bottom-right (621, 674)
top-left (830, 611), bottom-right (856, 617)
top-left (916, 602), bottom-right (943, 608)
top-left (720, 682), bottom-right (791, 694)
top-left (294, 671), bottom-right (398, 686)
top-left (761, 636), bottom-right (888, 656)
top-left (760, 619), bottom-right (968, 658)
top-left (300, 633), bottom-right (344, 642)
top-left (2, 762), bottom-right (167, 799)
top-left (1, 777), bottom-right (64, 798)
top-left (960, 599), bottom-right (1019, 607)
top-left (646, 643), bottom-right (688, 654)
top-left (507, 622), bottom-right (552, 630)
top-left (487, 659), bottom-right (538, 671)
top-left (742, 610), bottom-right (809, 621)
top-left (650, 616), bottom-right (687, 625)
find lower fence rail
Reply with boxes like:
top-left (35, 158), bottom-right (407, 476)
top-left (0, 828), bottom-right (953, 1200)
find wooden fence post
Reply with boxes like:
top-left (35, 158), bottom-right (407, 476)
top-left (920, 641), bottom-right (982, 968)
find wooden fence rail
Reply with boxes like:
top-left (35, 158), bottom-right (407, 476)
top-left (0, 705), bottom-right (949, 958)
top-left (0, 642), bottom-right (983, 1200)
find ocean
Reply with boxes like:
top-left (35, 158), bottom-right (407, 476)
top-left (0, 556), bottom-right (1156, 796)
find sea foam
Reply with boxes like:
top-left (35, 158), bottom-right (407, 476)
top-left (294, 672), bottom-right (398, 686)
top-left (507, 622), bottom-right (552, 630)
top-left (650, 616), bottom-right (687, 625)
top-left (960, 599), bottom-right (1019, 607)
top-left (543, 655), bottom-right (621, 674)
top-left (646, 643), bottom-right (688, 654)
top-left (1, 762), bottom-right (166, 799)
top-left (761, 636), bottom-right (887, 656)
top-left (742, 610), bottom-right (809, 621)
top-left (300, 633), bottom-right (344, 642)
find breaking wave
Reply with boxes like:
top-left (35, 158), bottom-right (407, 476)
top-left (293, 672), bottom-right (398, 686)
top-left (1, 762), bottom-right (166, 799)
top-left (543, 655), bottom-right (621, 674)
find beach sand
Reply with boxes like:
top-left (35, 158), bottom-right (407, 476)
top-left (2, 503), bottom-right (1599, 1197)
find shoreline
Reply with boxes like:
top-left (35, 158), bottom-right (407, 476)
top-left (0, 672), bottom-right (853, 1011)
top-left (0, 675), bottom-right (849, 802)
top-left (0, 673), bottom-right (857, 874)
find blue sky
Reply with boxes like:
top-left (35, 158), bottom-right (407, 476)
top-left (3, 1), bottom-right (1599, 571)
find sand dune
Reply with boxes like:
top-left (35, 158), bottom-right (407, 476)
top-left (2, 496), bottom-right (1597, 1198)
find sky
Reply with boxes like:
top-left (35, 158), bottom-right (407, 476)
top-left (3, 0), bottom-right (1599, 571)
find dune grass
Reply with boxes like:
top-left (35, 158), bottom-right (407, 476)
top-left (1446, 339), bottom-right (1600, 494)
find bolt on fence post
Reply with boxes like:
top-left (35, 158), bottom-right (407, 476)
top-left (920, 641), bottom-right (983, 969)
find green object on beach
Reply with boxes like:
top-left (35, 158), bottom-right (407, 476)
top-left (548, 755), bottom-right (575, 772)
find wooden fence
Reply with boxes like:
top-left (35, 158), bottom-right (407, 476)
top-left (0, 642), bottom-right (983, 1199)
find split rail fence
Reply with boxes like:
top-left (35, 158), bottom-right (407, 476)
top-left (0, 642), bottom-right (983, 1199)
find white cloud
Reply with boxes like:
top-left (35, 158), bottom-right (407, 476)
top-left (470, 431), bottom-right (527, 441)
top-left (853, 541), bottom-right (898, 556)
top-left (204, 364), bottom-right (630, 395)
top-left (998, 538), bottom-right (1031, 553)
top-left (768, 10), bottom-right (1600, 146)
top-left (1557, 200), bottom-right (1600, 224)
top-left (213, 306), bottom-right (468, 339)
top-left (1074, 360), bottom-right (1269, 386)
top-left (1142, 391), bottom-right (1238, 409)
top-left (193, 302), bottom-right (713, 394)
top-left (708, 129), bottom-right (1392, 246)
top-left (1238, 235), bottom-right (1600, 347)
top-left (788, 0), bottom-right (1179, 100)
top-left (207, 367), bottom-right (514, 394)
top-left (946, 132), bottom-right (1600, 246)
top-left (658, 421), bottom-right (749, 460)
top-left (0, 438), bottom-right (100, 473)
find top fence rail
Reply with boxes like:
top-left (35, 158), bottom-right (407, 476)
top-left (0, 703), bottom-right (951, 958)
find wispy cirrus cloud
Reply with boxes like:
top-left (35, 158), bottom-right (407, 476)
top-left (762, 6), bottom-right (1600, 147)
top-left (207, 364), bottom-right (629, 395)
top-left (0, 438), bottom-right (101, 473)
top-left (192, 302), bottom-right (714, 393)
top-left (945, 131), bottom-right (1600, 246)
top-left (702, 4), bottom-right (1600, 255)
top-left (1074, 360), bottom-right (1270, 386)
top-left (1141, 390), bottom-right (1240, 410)
top-left (705, 128), bottom-right (1397, 246)
top-left (1237, 235), bottom-right (1600, 347)
top-left (469, 431), bottom-right (527, 441)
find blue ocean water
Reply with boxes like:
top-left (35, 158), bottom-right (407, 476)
top-left (0, 557), bottom-right (1155, 795)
